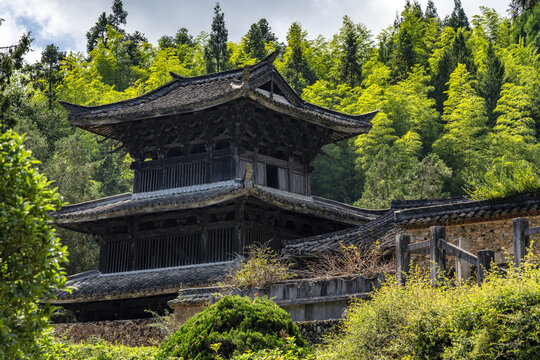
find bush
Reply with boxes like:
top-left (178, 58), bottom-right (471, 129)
top-left (317, 255), bottom-right (540, 359)
top-left (43, 336), bottom-right (157, 360)
top-left (0, 131), bottom-right (67, 359)
top-left (156, 295), bottom-right (310, 360)
top-left (223, 245), bottom-right (295, 289)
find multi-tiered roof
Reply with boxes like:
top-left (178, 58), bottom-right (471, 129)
top-left (53, 52), bottom-right (380, 321)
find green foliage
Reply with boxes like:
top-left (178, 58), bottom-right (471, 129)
top-left (231, 337), bottom-right (314, 360)
top-left (156, 295), bottom-right (309, 360)
top-left (224, 245), bottom-right (295, 290)
top-left (317, 255), bottom-right (540, 360)
top-left (0, 131), bottom-right (67, 359)
top-left (44, 336), bottom-right (156, 360)
top-left (205, 2), bottom-right (230, 72)
top-left (466, 157), bottom-right (540, 200)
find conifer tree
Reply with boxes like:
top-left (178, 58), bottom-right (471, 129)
top-left (205, 2), bottom-right (230, 72)
top-left (279, 22), bottom-right (316, 92)
top-left (478, 43), bottom-right (505, 127)
top-left (445, 0), bottom-right (470, 30)
top-left (337, 16), bottom-right (371, 87)
top-left (86, 0), bottom-right (128, 53)
top-left (243, 23), bottom-right (266, 60)
top-left (425, 0), bottom-right (440, 20)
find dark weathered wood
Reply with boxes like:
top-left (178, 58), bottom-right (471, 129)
top-left (513, 217), bottom-right (530, 267)
top-left (455, 238), bottom-right (471, 282)
top-left (406, 240), bottom-right (430, 253)
top-left (477, 250), bottom-right (494, 285)
top-left (396, 234), bottom-right (411, 285)
top-left (430, 226), bottom-right (446, 286)
top-left (440, 240), bottom-right (477, 265)
top-left (525, 227), bottom-right (540, 236)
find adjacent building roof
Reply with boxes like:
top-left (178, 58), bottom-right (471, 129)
top-left (51, 261), bottom-right (234, 304)
top-left (283, 210), bottom-right (399, 255)
top-left (59, 52), bottom-right (377, 143)
top-left (395, 193), bottom-right (540, 228)
top-left (53, 179), bottom-right (382, 230)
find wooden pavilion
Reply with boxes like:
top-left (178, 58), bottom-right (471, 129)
top-left (52, 52), bottom-right (379, 321)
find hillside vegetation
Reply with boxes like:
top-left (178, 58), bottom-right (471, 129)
top-left (2, 1), bottom-right (538, 273)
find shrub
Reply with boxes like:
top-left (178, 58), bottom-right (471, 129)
top-left (303, 242), bottom-right (393, 279)
top-left (223, 245), bottom-right (295, 289)
top-left (43, 335), bottom-right (157, 360)
top-left (230, 337), bottom-right (315, 360)
top-left (317, 254), bottom-right (540, 359)
top-left (156, 295), bottom-right (310, 360)
top-left (0, 131), bottom-right (67, 359)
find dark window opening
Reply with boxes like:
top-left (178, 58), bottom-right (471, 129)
top-left (266, 164), bottom-right (279, 189)
top-left (214, 140), bottom-right (229, 150)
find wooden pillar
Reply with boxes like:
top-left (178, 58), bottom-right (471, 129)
top-left (395, 234), bottom-right (411, 285)
top-left (429, 226), bottom-right (446, 286)
top-left (513, 217), bottom-right (530, 268)
top-left (98, 237), bottom-right (107, 273)
top-left (130, 217), bottom-right (138, 271)
top-left (253, 147), bottom-right (258, 184)
top-left (477, 250), bottom-right (494, 285)
top-left (201, 230), bottom-right (208, 263)
top-left (455, 238), bottom-right (471, 282)
top-left (287, 157), bottom-right (293, 192)
top-left (233, 146), bottom-right (240, 179)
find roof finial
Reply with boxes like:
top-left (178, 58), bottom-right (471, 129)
top-left (242, 65), bottom-right (250, 83)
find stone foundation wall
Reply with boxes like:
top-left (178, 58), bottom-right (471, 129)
top-left (296, 319), bottom-right (342, 345)
top-left (54, 318), bottom-right (164, 347)
top-left (54, 318), bottom-right (343, 347)
top-left (405, 215), bottom-right (540, 266)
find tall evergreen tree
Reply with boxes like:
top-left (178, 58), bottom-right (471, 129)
top-left (257, 19), bottom-right (277, 43)
top-left (337, 16), bottom-right (371, 87)
top-left (86, 0), bottom-right (129, 53)
top-left (40, 44), bottom-right (65, 110)
top-left (205, 2), bottom-right (230, 72)
top-left (478, 43), bottom-right (505, 127)
top-left (445, 0), bottom-right (470, 30)
top-left (243, 23), bottom-right (266, 60)
top-left (280, 22), bottom-right (316, 93)
top-left (425, 0), bottom-right (440, 20)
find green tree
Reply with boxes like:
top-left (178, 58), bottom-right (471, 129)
top-left (444, 0), bottom-right (470, 30)
top-left (86, 0), bottom-right (128, 53)
top-left (336, 16), bottom-right (372, 87)
top-left (0, 131), bottom-right (67, 359)
top-left (278, 22), bottom-right (316, 93)
top-left (243, 22), bottom-right (266, 60)
top-left (205, 2), bottom-right (230, 72)
top-left (0, 23), bottom-right (31, 131)
top-left (433, 63), bottom-right (488, 194)
top-left (478, 43), bottom-right (505, 127)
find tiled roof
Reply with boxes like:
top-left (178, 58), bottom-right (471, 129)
top-left (53, 179), bottom-right (381, 226)
top-left (59, 52), bottom-right (377, 141)
top-left (395, 193), bottom-right (540, 228)
top-left (283, 210), bottom-right (400, 255)
top-left (52, 261), bottom-right (234, 303)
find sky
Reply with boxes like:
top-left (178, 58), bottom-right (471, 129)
top-left (0, 0), bottom-right (511, 64)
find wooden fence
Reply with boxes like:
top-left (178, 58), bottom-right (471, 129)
top-left (397, 218), bottom-right (540, 286)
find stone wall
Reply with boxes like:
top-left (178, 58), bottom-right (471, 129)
top-left (405, 215), bottom-right (540, 266)
top-left (296, 319), bottom-right (342, 346)
top-left (54, 318), bottom-right (164, 347)
top-left (54, 318), bottom-right (343, 347)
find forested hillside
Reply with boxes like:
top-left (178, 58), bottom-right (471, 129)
top-left (1, 0), bottom-right (538, 273)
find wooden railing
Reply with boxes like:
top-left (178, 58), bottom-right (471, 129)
top-left (396, 226), bottom-right (494, 286)
top-left (513, 217), bottom-right (540, 267)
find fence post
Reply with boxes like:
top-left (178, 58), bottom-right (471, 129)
top-left (477, 250), bottom-right (495, 285)
top-left (513, 218), bottom-right (530, 268)
top-left (455, 238), bottom-right (471, 283)
top-left (396, 234), bottom-right (411, 285)
top-left (430, 226), bottom-right (446, 286)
